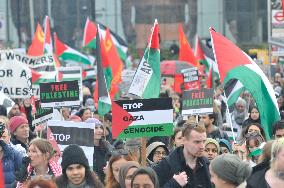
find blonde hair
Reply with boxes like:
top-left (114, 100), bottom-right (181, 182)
top-left (271, 138), bottom-right (284, 167)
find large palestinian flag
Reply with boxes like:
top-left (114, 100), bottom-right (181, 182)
top-left (128, 19), bottom-right (160, 99)
top-left (210, 28), bottom-right (280, 139)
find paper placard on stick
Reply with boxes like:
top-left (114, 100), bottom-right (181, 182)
top-left (32, 99), bottom-right (53, 126)
top-left (47, 120), bottom-right (94, 166)
top-left (182, 88), bottom-right (213, 115)
top-left (112, 98), bottom-right (173, 139)
top-left (40, 80), bottom-right (80, 108)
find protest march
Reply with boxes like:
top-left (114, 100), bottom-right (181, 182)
top-left (1, 1), bottom-right (284, 188)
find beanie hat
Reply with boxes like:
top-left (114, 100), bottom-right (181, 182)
top-left (61, 144), bottom-right (89, 172)
top-left (9, 116), bottom-right (28, 134)
top-left (219, 139), bottom-right (232, 153)
top-left (211, 154), bottom-right (252, 186)
top-left (205, 138), bottom-right (220, 154)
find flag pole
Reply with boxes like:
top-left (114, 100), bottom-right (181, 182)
top-left (223, 92), bottom-right (236, 143)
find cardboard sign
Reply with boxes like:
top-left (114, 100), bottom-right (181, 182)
top-left (57, 67), bottom-right (83, 101)
top-left (182, 67), bottom-right (200, 90)
top-left (32, 99), bottom-right (53, 126)
top-left (182, 88), bottom-right (213, 115)
top-left (0, 50), bottom-right (57, 97)
top-left (40, 80), bottom-right (80, 108)
top-left (112, 98), bottom-right (173, 138)
top-left (47, 120), bottom-right (94, 166)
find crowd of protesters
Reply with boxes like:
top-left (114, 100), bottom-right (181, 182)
top-left (1, 69), bottom-right (284, 188)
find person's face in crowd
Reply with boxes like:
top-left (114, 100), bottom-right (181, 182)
top-left (247, 138), bottom-right (262, 153)
top-left (200, 115), bottom-right (212, 127)
top-left (274, 147), bottom-right (284, 172)
top-left (23, 98), bottom-right (31, 107)
top-left (82, 109), bottom-right (92, 122)
top-left (204, 143), bottom-right (218, 161)
top-left (125, 167), bottom-right (138, 188)
top-left (220, 146), bottom-right (229, 154)
top-left (28, 144), bottom-right (49, 168)
top-left (250, 108), bottom-right (259, 120)
top-left (132, 174), bottom-right (154, 188)
top-left (66, 164), bottom-right (86, 185)
top-left (152, 146), bottom-right (167, 163)
top-left (183, 130), bottom-right (206, 157)
top-left (62, 107), bottom-right (70, 120)
top-left (275, 128), bottom-right (284, 139)
top-left (174, 131), bottom-right (183, 147)
top-left (209, 166), bottom-right (225, 188)
top-left (14, 123), bottom-right (29, 140)
top-left (0, 128), bottom-right (10, 144)
top-left (94, 125), bottom-right (104, 140)
top-left (236, 103), bottom-right (245, 113)
top-left (112, 158), bottom-right (128, 182)
top-left (247, 125), bottom-right (261, 135)
top-left (10, 104), bottom-right (21, 116)
top-left (277, 96), bottom-right (284, 108)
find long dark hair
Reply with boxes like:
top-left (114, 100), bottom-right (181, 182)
top-left (55, 167), bottom-right (103, 187)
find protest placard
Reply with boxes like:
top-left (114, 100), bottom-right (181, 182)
top-left (47, 120), bottom-right (94, 166)
top-left (181, 67), bottom-right (200, 90)
top-left (32, 99), bottom-right (53, 126)
top-left (112, 98), bottom-right (173, 138)
top-left (40, 80), bottom-right (80, 108)
top-left (57, 66), bottom-right (83, 101)
top-left (182, 88), bottom-right (213, 115)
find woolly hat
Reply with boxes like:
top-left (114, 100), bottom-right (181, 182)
top-left (205, 138), bottom-right (220, 154)
top-left (61, 144), bottom-right (89, 172)
top-left (219, 139), bottom-right (232, 153)
top-left (9, 115), bottom-right (28, 134)
top-left (210, 154), bottom-right (252, 186)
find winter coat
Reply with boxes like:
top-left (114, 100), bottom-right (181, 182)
top-left (1, 140), bottom-right (22, 188)
top-left (93, 144), bottom-right (108, 183)
top-left (246, 166), bottom-right (269, 188)
top-left (152, 146), bottom-right (212, 188)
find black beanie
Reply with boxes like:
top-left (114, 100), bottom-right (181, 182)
top-left (61, 144), bottom-right (89, 172)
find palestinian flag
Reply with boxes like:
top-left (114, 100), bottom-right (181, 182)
top-left (54, 33), bottom-right (92, 65)
top-left (96, 25), bottom-right (111, 116)
top-left (28, 23), bottom-right (44, 56)
top-left (195, 36), bottom-right (220, 88)
top-left (210, 28), bottom-right (280, 139)
top-left (128, 19), bottom-right (160, 99)
top-left (224, 79), bottom-right (245, 107)
top-left (178, 24), bottom-right (198, 67)
top-left (44, 16), bottom-right (53, 54)
top-left (82, 68), bottom-right (96, 80)
top-left (83, 17), bottom-right (97, 48)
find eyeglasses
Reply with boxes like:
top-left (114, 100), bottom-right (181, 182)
top-left (153, 151), bottom-right (167, 156)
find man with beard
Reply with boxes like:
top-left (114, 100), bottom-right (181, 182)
top-left (231, 98), bottom-right (248, 140)
top-left (152, 122), bottom-right (211, 188)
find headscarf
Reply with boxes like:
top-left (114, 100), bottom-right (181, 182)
top-left (118, 161), bottom-right (140, 188)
